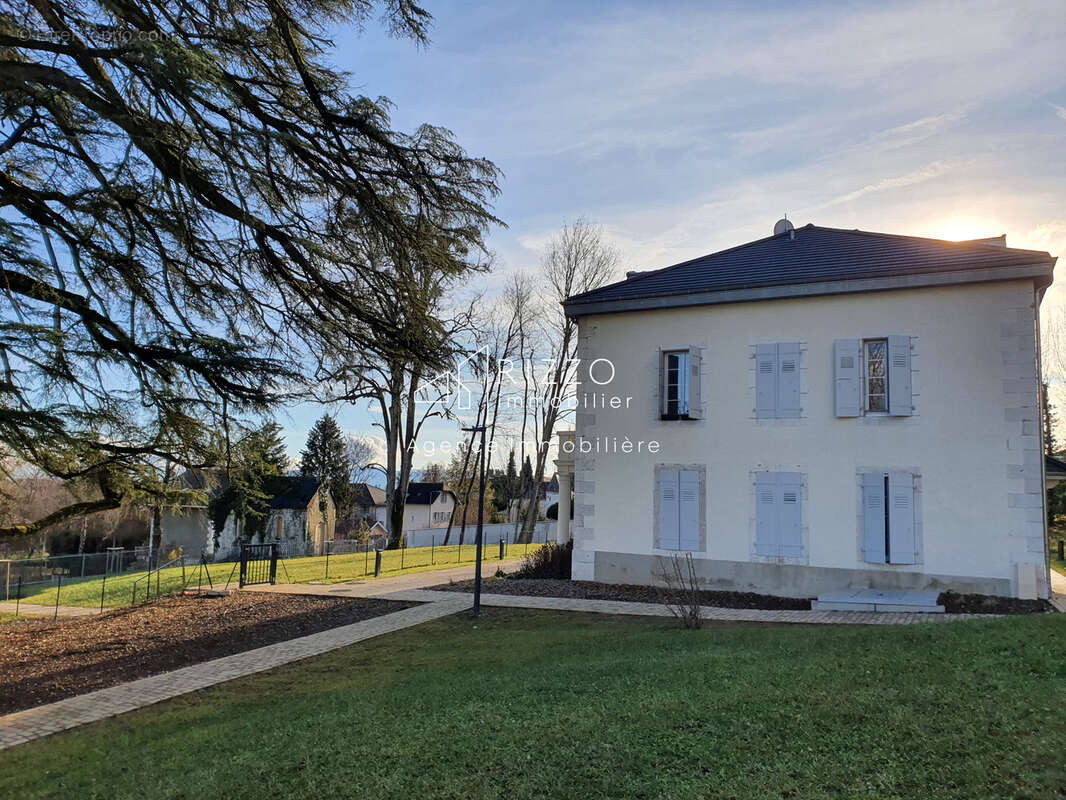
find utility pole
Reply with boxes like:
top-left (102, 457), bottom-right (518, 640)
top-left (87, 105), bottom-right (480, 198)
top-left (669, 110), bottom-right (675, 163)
top-left (463, 424), bottom-right (487, 617)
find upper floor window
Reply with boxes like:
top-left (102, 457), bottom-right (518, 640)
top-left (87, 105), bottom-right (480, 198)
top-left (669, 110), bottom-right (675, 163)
top-left (659, 347), bottom-right (702, 420)
top-left (754, 342), bottom-right (802, 419)
top-left (864, 339), bottom-right (887, 413)
top-left (834, 336), bottom-right (912, 417)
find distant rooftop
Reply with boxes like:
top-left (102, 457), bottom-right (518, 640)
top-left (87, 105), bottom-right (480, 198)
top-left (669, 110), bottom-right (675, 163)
top-left (565, 224), bottom-right (1055, 316)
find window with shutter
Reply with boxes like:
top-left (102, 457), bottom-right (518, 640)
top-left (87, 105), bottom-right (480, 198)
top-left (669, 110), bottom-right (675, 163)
top-left (777, 342), bottom-right (801, 418)
top-left (754, 472), bottom-right (804, 558)
top-left (755, 344), bottom-right (778, 419)
top-left (887, 336), bottom-right (912, 416)
top-left (686, 347), bottom-right (703, 419)
top-left (838, 336), bottom-right (912, 418)
top-left (755, 342), bottom-right (801, 419)
top-left (778, 473), bottom-right (803, 557)
top-left (834, 339), bottom-right (862, 417)
top-left (658, 468), bottom-right (680, 550)
top-left (862, 471), bottom-right (916, 564)
top-left (678, 470), bottom-right (701, 551)
top-left (656, 466), bottom-right (703, 551)
top-left (754, 473), bottom-right (778, 556)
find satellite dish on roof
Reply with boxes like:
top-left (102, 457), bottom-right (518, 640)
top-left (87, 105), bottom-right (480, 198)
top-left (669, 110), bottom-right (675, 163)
top-left (773, 217), bottom-right (795, 236)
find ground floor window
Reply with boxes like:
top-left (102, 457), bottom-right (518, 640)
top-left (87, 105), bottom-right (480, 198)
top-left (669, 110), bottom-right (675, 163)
top-left (754, 472), bottom-right (804, 558)
top-left (861, 472), bottom-right (917, 564)
top-left (655, 465), bottom-right (703, 551)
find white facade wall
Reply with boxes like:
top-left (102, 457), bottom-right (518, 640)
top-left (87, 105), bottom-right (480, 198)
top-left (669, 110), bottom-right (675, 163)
top-left (572, 279), bottom-right (1048, 598)
top-left (403, 492), bottom-right (455, 532)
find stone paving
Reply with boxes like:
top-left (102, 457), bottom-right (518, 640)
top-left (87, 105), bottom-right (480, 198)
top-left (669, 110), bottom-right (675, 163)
top-left (0, 595), bottom-right (471, 751)
top-left (251, 557), bottom-right (528, 598)
top-left (0, 602), bottom-right (101, 618)
top-left (355, 588), bottom-right (990, 625)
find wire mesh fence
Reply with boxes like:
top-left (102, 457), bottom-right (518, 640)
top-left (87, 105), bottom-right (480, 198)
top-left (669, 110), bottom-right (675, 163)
top-left (0, 528), bottom-right (551, 615)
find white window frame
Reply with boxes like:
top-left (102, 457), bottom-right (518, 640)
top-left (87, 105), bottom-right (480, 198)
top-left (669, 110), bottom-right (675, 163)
top-left (660, 349), bottom-right (690, 419)
top-left (862, 338), bottom-right (889, 415)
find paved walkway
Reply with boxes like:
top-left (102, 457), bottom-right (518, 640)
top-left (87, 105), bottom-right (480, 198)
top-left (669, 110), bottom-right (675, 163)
top-left (294, 587), bottom-right (991, 625)
top-left (0, 595), bottom-right (471, 751)
top-left (0, 602), bottom-right (100, 618)
top-left (252, 558), bottom-right (526, 598)
top-left (1051, 568), bottom-right (1066, 612)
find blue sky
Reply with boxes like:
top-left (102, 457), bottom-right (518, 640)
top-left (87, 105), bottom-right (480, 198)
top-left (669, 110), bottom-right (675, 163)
top-left (280, 0), bottom-right (1066, 468)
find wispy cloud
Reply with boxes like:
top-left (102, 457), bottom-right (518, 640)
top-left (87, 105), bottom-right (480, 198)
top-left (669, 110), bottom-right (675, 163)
top-left (821, 160), bottom-right (960, 208)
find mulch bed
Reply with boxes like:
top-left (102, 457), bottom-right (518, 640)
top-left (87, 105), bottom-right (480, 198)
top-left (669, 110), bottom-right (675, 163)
top-left (431, 577), bottom-right (813, 610)
top-left (0, 592), bottom-right (413, 715)
top-left (433, 577), bottom-right (1057, 616)
top-left (937, 592), bottom-right (1053, 615)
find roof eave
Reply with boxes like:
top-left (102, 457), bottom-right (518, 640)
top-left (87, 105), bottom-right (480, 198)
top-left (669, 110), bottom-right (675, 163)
top-left (564, 261), bottom-right (1055, 318)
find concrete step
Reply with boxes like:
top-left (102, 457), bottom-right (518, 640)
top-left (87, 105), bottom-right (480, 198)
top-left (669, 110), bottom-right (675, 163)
top-left (813, 588), bottom-right (944, 613)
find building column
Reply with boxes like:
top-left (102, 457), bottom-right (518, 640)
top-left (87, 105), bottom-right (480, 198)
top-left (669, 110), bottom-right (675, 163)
top-left (555, 430), bottom-right (575, 545)
top-left (556, 470), bottom-right (572, 545)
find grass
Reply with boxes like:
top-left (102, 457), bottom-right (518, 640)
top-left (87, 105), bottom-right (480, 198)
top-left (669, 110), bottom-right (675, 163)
top-left (2, 609), bottom-right (1064, 799)
top-left (13, 542), bottom-right (543, 609)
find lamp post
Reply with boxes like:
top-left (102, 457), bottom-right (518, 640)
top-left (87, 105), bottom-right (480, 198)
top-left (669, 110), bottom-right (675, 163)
top-left (462, 424), bottom-right (487, 617)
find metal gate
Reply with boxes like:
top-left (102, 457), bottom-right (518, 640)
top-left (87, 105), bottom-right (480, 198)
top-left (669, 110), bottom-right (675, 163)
top-left (239, 543), bottom-right (278, 588)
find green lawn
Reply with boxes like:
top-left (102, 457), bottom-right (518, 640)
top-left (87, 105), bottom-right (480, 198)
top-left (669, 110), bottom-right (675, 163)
top-left (14, 542), bottom-right (542, 608)
top-left (3, 609), bottom-right (1064, 799)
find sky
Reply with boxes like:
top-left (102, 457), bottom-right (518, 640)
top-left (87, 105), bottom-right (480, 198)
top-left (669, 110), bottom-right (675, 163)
top-left (280, 0), bottom-right (1066, 470)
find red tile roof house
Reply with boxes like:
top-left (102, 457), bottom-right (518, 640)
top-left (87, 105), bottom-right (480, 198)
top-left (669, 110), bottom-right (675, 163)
top-left (561, 222), bottom-right (1057, 606)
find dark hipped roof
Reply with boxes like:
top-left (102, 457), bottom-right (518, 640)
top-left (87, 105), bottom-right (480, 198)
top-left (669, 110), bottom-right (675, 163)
top-left (266, 476), bottom-right (321, 510)
top-left (1046, 454), bottom-right (1066, 480)
top-left (564, 224), bottom-right (1055, 315)
top-left (405, 482), bottom-right (452, 505)
top-left (351, 482), bottom-right (386, 507)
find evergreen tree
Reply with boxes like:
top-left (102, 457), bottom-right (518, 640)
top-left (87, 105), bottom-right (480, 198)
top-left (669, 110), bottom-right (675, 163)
top-left (208, 421), bottom-right (289, 543)
top-left (0, 0), bottom-right (499, 538)
top-left (300, 415), bottom-right (355, 521)
top-left (520, 456), bottom-right (534, 495)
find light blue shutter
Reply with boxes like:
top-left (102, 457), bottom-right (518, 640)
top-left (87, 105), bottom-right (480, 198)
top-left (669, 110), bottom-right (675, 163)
top-left (834, 339), bottom-right (861, 417)
top-left (686, 348), bottom-right (703, 419)
top-left (887, 336), bottom-right (912, 416)
top-left (659, 469), bottom-right (680, 550)
top-left (778, 472), bottom-right (803, 557)
top-left (777, 342), bottom-right (801, 419)
top-left (862, 473), bottom-right (886, 563)
top-left (755, 344), bottom-right (778, 419)
top-left (678, 469), bottom-right (700, 551)
top-left (887, 472), bottom-right (916, 564)
top-left (755, 472), bottom-right (778, 556)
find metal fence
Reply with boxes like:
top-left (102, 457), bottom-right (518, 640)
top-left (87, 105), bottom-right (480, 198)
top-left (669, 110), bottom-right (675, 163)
top-left (0, 523), bottom-right (554, 616)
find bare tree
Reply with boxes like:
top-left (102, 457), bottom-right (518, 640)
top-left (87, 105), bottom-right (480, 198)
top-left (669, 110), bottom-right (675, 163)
top-left (517, 219), bottom-right (618, 541)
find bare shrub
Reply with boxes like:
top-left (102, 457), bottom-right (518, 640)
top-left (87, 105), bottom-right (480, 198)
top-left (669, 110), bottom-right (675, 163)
top-left (655, 553), bottom-right (704, 629)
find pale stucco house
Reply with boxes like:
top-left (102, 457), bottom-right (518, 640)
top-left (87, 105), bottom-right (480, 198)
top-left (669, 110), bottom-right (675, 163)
top-left (561, 221), bottom-right (1057, 600)
top-left (403, 482), bottom-right (456, 531)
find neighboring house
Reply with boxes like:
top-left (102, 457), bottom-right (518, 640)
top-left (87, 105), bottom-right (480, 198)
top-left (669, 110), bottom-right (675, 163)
top-left (543, 474), bottom-right (560, 511)
top-left (403, 482), bottom-right (456, 530)
top-left (205, 476), bottom-right (336, 560)
top-left (507, 475), bottom-right (559, 523)
top-left (562, 221), bottom-right (1057, 600)
top-left (161, 468), bottom-right (227, 558)
top-left (352, 482), bottom-right (388, 525)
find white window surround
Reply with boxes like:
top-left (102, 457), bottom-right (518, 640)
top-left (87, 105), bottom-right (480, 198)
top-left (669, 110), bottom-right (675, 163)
top-left (855, 469), bottom-right (923, 567)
